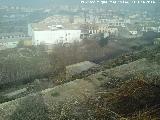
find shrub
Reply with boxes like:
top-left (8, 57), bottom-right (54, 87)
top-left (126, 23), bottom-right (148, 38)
top-left (51, 91), bottom-right (60, 97)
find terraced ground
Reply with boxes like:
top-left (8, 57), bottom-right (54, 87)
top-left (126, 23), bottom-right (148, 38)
top-left (0, 37), bottom-right (155, 104)
top-left (0, 54), bottom-right (160, 120)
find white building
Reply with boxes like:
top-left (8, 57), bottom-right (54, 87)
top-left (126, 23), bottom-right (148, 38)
top-left (32, 25), bottom-right (82, 45)
top-left (129, 31), bottom-right (138, 35)
top-left (0, 40), bottom-right (19, 50)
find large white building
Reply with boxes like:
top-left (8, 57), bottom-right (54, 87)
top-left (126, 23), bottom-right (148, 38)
top-left (33, 29), bottom-right (81, 45)
top-left (29, 24), bottom-right (82, 45)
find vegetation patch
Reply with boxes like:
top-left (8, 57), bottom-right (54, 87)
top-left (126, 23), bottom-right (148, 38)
top-left (91, 80), bottom-right (160, 118)
top-left (51, 91), bottom-right (60, 97)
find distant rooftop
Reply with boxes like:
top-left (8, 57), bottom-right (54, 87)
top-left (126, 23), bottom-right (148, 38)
top-left (31, 22), bottom-right (81, 31)
top-left (66, 61), bottom-right (98, 77)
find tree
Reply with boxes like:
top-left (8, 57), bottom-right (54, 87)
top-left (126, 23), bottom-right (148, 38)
top-left (17, 40), bottom-right (24, 48)
top-left (143, 31), bottom-right (160, 42)
top-left (98, 33), bottom-right (109, 47)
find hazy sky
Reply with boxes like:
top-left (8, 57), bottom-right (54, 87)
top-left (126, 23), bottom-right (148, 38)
top-left (0, 0), bottom-right (80, 6)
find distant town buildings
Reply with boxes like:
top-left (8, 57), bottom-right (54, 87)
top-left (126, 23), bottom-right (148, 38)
top-left (0, 32), bottom-right (31, 50)
top-left (0, 4), bottom-right (159, 50)
top-left (154, 38), bottom-right (160, 45)
top-left (142, 26), bottom-right (160, 33)
top-left (80, 23), bottom-right (118, 37)
top-left (26, 7), bottom-right (160, 45)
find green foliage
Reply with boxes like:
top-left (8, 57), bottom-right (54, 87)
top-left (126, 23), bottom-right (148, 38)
top-left (97, 77), bottom-right (103, 81)
top-left (0, 96), bottom-right (13, 103)
top-left (17, 40), bottom-right (24, 48)
top-left (0, 48), bottom-right (52, 86)
top-left (99, 34), bottom-right (109, 47)
top-left (51, 91), bottom-right (60, 97)
top-left (143, 31), bottom-right (160, 42)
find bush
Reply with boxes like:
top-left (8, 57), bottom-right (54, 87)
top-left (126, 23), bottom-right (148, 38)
top-left (51, 91), bottom-right (60, 97)
top-left (99, 35), bottom-right (109, 47)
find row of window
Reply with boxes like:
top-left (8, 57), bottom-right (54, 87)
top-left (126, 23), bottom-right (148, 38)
top-left (99, 21), bottom-right (125, 26)
top-left (89, 29), bottom-right (117, 34)
top-left (0, 35), bottom-right (26, 39)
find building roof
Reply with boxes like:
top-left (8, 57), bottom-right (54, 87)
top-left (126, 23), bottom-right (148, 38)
top-left (66, 61), bottom-right (97, 76)
top-left (0, 32), bottom-right (26, 37)
top-left (31, 22), bottom-right (81, 31)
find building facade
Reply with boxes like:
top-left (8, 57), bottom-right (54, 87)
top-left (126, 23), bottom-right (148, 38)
top-left (32, 25), bottom-right (81, 45)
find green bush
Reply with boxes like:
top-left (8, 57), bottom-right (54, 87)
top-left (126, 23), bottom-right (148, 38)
top-left (0, 96), bottom-right (13, 103)
top-left (51, 91), bottom-right (60, 97)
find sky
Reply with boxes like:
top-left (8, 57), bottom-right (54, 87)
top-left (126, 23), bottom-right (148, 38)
top-left (0, 0), bottom-right (80, 7)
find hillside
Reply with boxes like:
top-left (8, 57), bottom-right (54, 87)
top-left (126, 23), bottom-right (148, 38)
top-left (0, 48), bottom-right (52, 87)
top-left (0, 47), bottom-right (160, 120)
